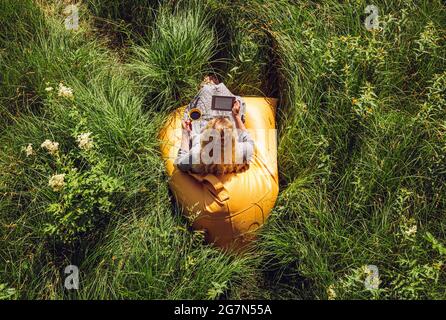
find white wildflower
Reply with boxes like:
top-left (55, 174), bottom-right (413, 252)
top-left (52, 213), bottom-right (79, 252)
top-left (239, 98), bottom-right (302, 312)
top-left (24, 143), bottom-right (35, 157)
top-left (48, 174), bottom-right (66, 192)
top-left (404, 224), bottom-right (417, 237)
top-left (41, 139), bottom-right (59, 155)
top-left (76, 132), bottom-right (93, 150)
top-left (327, 285), bottom-right (337, 300)
top-left (57, 83), bottom-right (74, 99)
top-left (45, 87), bottom-right (53, 92)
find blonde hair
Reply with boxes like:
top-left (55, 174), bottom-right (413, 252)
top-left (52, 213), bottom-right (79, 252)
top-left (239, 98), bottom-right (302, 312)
top-left (193, 117), bottom-right (249, 175)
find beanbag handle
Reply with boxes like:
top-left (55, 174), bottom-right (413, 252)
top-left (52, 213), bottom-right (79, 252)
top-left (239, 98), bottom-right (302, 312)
top-left (190, 173), bottom-right (229, 203)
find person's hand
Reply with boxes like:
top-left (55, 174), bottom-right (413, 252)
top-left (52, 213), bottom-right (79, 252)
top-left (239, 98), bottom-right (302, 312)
top-left (181, 119), bottom-right (192, 133)
top-left (232, 100), bottom-right (241, 118)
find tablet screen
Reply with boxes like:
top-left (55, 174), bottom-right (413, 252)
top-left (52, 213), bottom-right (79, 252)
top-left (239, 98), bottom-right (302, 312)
top-left (211, 96), bottom-right (235, 111)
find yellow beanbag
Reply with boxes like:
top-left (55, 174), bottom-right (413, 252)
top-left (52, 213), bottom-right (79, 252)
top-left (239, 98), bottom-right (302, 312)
top-left (159, 97), bottom-right (279, 249)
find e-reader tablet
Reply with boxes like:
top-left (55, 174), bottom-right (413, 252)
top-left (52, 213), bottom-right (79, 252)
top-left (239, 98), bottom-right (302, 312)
top-left (211, 95), bottom-right (235, 111)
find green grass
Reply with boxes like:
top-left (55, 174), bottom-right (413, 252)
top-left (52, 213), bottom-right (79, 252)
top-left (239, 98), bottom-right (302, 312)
top-left (0, 0), bottom-right (256, 300)
top-left (128, 2), bottom-right (217, 111)
top-left (1, 0), bottom-right (445, 299)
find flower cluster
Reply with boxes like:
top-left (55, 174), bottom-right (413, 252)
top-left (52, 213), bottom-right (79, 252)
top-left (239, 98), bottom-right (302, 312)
top-left (58, 83), bottom-right (74, 99)
top-left (401, 218), bottom-right (418, 238)
top-left (48, 174), bottom-right (66, 192)
top-left (76, 132), bottom-right (93, 150)
top-left (41, 139), bottom-right (59, 155)
top-left (327, 285), bottom-right (337, 300)
top-left (24, 144), bottom-right (34, 157)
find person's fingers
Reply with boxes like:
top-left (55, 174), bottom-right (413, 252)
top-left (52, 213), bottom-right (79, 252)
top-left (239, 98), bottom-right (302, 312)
top-left (232, 100), bottom-right (240, 115)
top-left (185, 120), bottom-right (192, 131)
top-left (181, 120), bottom-right (190, 131)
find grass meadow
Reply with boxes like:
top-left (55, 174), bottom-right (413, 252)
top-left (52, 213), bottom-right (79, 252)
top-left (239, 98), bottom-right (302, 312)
top-left (0, 0), bottom-right (445, 299)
